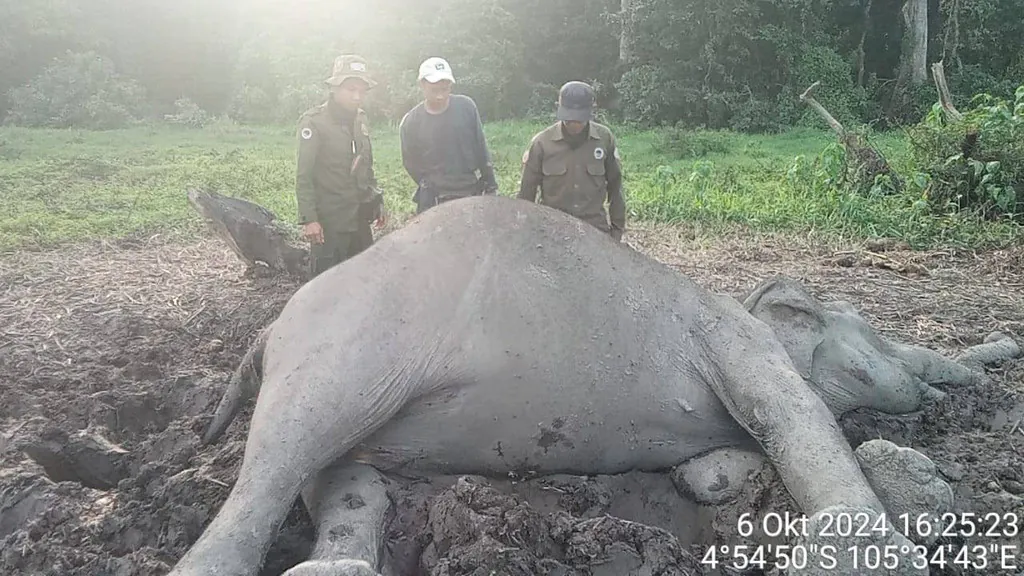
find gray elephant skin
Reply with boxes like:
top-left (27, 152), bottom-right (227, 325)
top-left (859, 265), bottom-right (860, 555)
top-left (170, 195), bottom-right (1019, 576)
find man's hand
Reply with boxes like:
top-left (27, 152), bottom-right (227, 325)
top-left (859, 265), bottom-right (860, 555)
top-left (368, 190), bottom-right (386, 229)
top-left (302, 222), bottom-right (324, 244)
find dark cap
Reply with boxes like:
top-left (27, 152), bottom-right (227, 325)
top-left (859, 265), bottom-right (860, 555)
top-left (557, 81), bottom-right (595, 122)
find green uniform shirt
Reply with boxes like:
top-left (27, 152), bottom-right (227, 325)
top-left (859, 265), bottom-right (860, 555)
top-left (295, 101), bottom-right (376, 232)
top-left (517, 121), bottom-right (625, 234)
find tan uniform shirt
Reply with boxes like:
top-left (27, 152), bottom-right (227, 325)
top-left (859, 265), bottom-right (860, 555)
top-left (295, 101), bottom-right (375, 232)
top-left (518, 121), bottom-right (625, 235)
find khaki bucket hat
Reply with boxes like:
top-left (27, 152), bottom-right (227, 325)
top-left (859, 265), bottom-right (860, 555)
top-left (325, 54), bottom-right (377, 88)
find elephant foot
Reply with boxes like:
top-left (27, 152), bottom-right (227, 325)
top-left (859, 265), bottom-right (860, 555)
top-left (281, 559), bottom-right (381, 576)
top-left (791, 505), bottom-right (926, 576)
top-left (298, 461), bottom-right (392, 573)
top-left (854, 439), bottom-right (953, 547)
top-left (671, 448), bottom-right (764, 505)
top-left (785, 442), bottom-right (952, 574)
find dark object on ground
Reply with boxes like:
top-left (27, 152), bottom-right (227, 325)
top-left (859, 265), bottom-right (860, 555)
top-left (187, 188), bottom-right (308, 278)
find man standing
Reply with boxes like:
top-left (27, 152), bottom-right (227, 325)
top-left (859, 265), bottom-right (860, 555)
top-left (295, 54), bottom-right (385, 278)
top-left (399, 57), bottom-right (499, 213)
top-left (518, 81), bottom-right (626, 241)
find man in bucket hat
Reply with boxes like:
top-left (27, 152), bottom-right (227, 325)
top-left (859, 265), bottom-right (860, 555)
top-left (517, 81), bottom-right (626, 241)
top-left (399, 57), bottom-right (499, 213)
top-left (294, 54), bottom-right (386, 278)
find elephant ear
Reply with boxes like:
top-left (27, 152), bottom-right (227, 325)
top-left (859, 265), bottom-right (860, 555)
top-left (742, 276), bottom-right (829, 379)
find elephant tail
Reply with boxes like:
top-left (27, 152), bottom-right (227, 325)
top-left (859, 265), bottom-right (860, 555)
top-left (202, 328), bottom-right (269, 445)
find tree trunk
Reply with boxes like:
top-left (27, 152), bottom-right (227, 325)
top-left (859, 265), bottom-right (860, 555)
top-left (901, 0), bottom-right (929, 87)
top-left (856, 0), bottom-right (873, 88)
top-left (940, 0), bottom-right (963, 71)
top-left (619, 0), bottom-right (636, 65)
top-left (931, 61), bottom-right (963, 121)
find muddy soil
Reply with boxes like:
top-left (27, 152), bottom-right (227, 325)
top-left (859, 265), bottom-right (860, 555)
top-left (1, 228), bottom-right (1022, 576)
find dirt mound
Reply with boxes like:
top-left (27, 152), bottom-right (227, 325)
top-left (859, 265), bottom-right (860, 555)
top-left (1, 229), bottom-right (1022, 576)
top-left (0, 237), bottom-right (313, 576)
top-left (419, 476), bottom-right (702, 576)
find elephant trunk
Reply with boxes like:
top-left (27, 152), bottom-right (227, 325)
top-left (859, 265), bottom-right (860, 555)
top-left (955, 331), bottom-right (1021, 372)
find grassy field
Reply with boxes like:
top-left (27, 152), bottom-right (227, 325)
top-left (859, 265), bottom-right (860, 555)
top-left (1, 118), bottom-right (1021, 253)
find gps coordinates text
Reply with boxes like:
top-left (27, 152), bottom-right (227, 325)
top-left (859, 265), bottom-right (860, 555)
top-left (700, 511), bottom-right (1021, 572)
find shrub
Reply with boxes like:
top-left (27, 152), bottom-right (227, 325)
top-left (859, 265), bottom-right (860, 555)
top-left (164, 97), bottom-right (211, 128)
top-left (906, 85), bottom-right (1024, 221)
top-left (5, 51), bottom-right (147, 129)
top-left (228, 85), bottom-right (278, 125)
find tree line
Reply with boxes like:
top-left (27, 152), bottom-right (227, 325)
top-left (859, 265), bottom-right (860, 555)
top-left (2, 0), bottom-right (1022, 132)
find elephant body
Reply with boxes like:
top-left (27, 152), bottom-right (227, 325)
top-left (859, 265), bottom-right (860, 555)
top-left (173, 195), bottom-right (1019, 576)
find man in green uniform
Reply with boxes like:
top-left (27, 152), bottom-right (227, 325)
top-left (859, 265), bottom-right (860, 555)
top-left (518, 81), bottom-right (626, 241)
top-left (295, 54), bottom-right (385, 278)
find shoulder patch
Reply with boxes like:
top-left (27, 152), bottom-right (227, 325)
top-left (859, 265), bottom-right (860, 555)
top-left (361, 123), bottom-right (370, 136)
top-left (522, 148), bottom-right (530, 164)
top-left (300, 102), bottom-right (326, 119)
top-left (613, 147), bottom-right (620, 160)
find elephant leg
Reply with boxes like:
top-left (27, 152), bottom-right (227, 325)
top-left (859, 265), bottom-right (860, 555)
top-left (168, 361), bottom-right (411, 576)
top-left (854, 440), bottom-right (952, 547)
top-left (705, 311), bottom-right (920, 574)
top-left (282, 461), bottom-right (392, 576)
top-left (671, 448), bottom-right (764, 505)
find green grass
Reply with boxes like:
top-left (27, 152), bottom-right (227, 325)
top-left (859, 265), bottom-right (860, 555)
top-left (1, 118), bottom-right (1021, 253)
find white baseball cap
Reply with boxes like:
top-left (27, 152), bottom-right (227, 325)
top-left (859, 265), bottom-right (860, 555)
top-left (418, 57), bottom-right (456, 84)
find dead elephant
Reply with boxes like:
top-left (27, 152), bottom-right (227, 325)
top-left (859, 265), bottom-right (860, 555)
top-left (169, 195), bottom-right (1020, 576)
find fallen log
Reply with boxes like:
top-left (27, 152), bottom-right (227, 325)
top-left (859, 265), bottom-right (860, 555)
top-left (800, 81), bottom-right (903, 194)
top-left (186, 189), bottom-right (308, 278)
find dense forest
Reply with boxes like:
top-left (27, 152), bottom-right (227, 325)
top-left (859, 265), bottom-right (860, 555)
top-left (2, 0), bottom-right (1022, 132)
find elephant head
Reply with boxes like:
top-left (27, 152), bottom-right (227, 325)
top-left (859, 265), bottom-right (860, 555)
top-left (742, 275), bottom-right (1014, 415)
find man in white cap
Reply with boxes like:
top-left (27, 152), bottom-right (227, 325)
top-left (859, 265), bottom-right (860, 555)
top-left (399, 57), bottom-right (499, 213)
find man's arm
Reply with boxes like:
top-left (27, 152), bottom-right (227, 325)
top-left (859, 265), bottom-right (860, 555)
top-left (467, 99), bottom-right (498, 193)
top-left (295, 117), bottom-right (319, 225)
top-left (399, 111), bottom-right (427, 185)
top-left (517, 138), bottom-right (543, 202)
top-left (606, 136), bottom-right (626, 240)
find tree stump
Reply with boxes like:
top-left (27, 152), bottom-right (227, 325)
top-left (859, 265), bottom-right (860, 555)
top-left (800, 81), bottom-right (903, 194)
top-left (187, 189), bottom-right (309, 278)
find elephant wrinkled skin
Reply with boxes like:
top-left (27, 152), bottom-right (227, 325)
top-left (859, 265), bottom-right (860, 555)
top-left (170, 195), bottom-right (1020, 576)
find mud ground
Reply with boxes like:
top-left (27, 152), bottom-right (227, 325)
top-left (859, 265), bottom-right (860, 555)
top-left (1, 223), bottom-right (1022, 575)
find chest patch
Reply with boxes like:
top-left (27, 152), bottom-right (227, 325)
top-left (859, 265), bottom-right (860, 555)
top-left (594, 147), bottom-right (605, 160)
top-left (301, 127), bottom-right (313, 140)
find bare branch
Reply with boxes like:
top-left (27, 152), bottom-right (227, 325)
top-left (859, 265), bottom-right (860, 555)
top-left (800, 82), bottom-right (846, 137)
